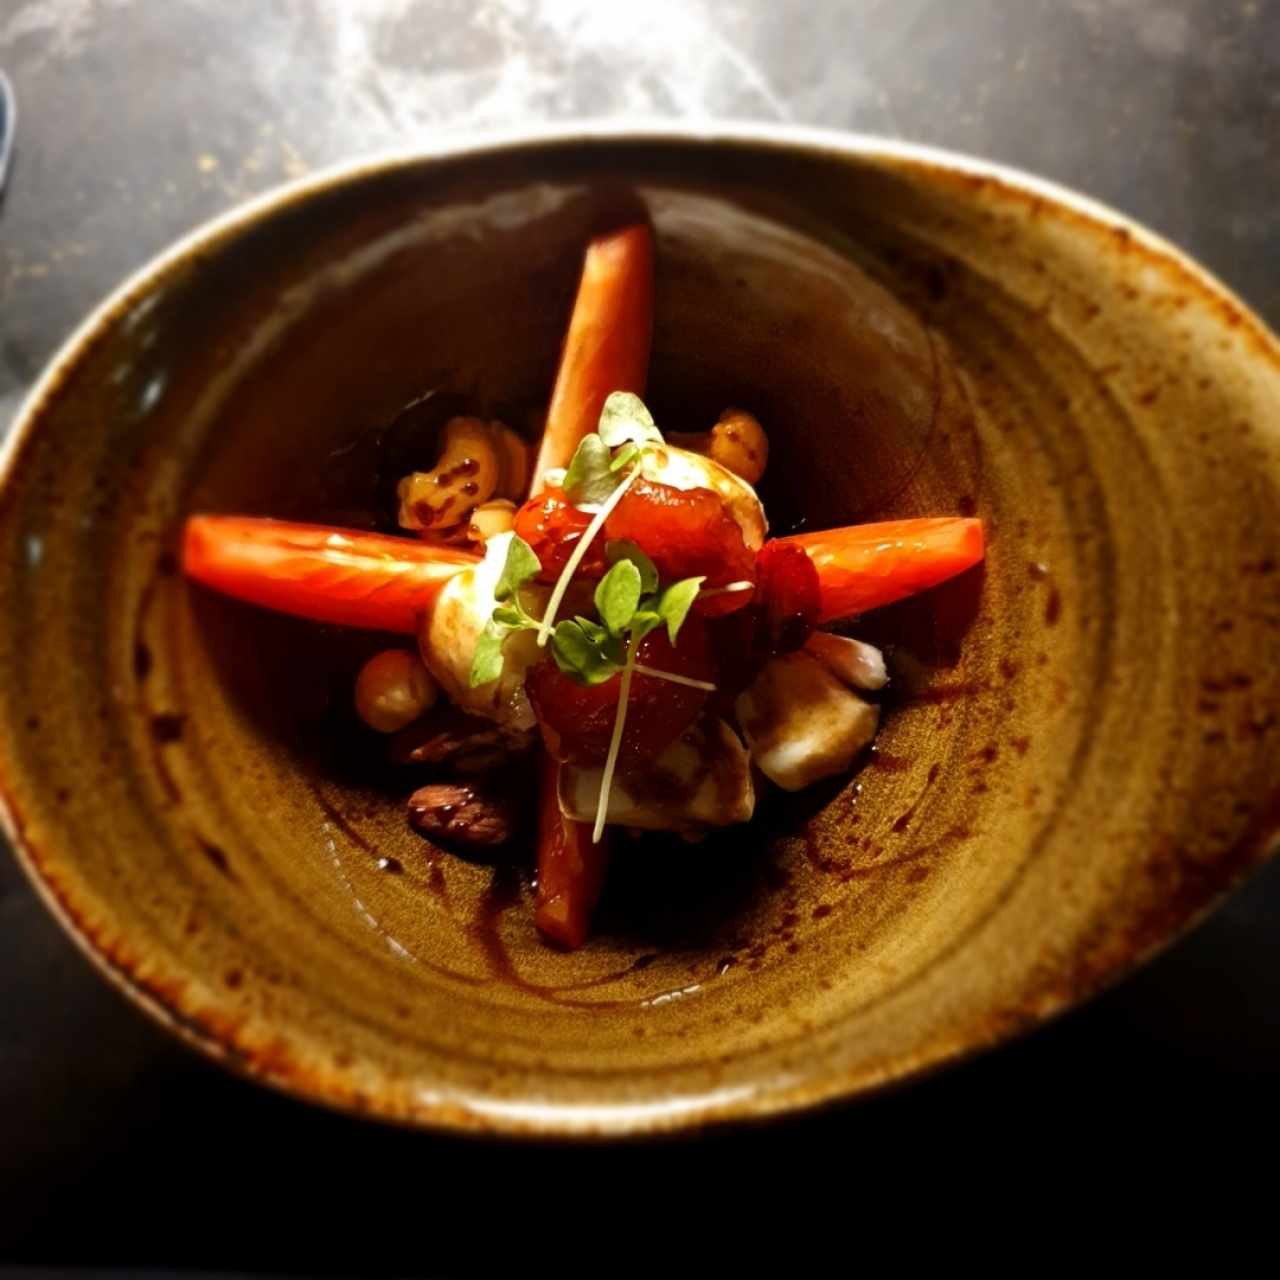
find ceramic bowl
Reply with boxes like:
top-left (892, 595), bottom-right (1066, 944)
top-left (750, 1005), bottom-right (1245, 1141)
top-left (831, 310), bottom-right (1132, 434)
top-left (2, 125), bottom-right (1278, 1136)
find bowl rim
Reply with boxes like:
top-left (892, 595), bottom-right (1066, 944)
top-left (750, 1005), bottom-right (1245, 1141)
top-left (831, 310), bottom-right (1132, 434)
top-left (3, 120), bottom-right (1280, 1139)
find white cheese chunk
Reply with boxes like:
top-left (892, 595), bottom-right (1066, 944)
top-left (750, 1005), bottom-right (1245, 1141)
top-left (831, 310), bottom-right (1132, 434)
top-left (736, 651), bottom-right (879, 791)
top-left (804, 631), bottom-right (888, 691)
top-left (560, 717), bottom-right (754, 831)
top-left (418, 531), bottom-right (544, 733)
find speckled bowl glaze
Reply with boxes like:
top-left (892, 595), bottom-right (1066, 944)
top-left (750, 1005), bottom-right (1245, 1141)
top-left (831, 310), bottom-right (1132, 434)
top-left (2, 126), bottom-right (1279, 1136)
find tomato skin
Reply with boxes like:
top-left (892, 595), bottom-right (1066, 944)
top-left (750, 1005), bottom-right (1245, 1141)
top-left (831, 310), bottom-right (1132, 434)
top-left (182, 516), bottom-right (478, 633)
top-left (605, 476), bottom-right (755, 604)
top-left (512, 487), bottom-right (607, 584)
top-left (776, 517), bottom-right (985, 622)
top-left (530, 224), bottom-right (654, 495)
top-left (754, 540), bottom-right (821, 655)
top-left (534, 754), bottom-right (608, 950)
top-left (525, 616), bottom-right (714, 767)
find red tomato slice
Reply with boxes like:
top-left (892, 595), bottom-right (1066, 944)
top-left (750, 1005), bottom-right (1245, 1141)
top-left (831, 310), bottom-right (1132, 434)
top-left (776, 517), bottom-right (985, 622)
top-left (182, 516), bottom-right (478, 634)
top-left (534, 754), bottom-right (609, 950)
top-left (753, 539), bottom-right (821, 654)
top-left (530, 224), bottom-right (654, 494)
top-left (604, 476), bottom-right (755, 601)
top-left (512, 487), bottom-right (607, 584)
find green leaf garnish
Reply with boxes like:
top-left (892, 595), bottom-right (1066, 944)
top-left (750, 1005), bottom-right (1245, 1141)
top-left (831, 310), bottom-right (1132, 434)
top-left (562, 433), bottom-right (619, 505)
top-left (469, 618), bottom-right (509, 688)
top-left (469, 534), bottom-right (546, 687)
top-left (573, 616), bottom-right (625, 664)
top-left (656, 576), bottom-right (705, 644)
top-left (606, 539), bottom-right (658, 594)
top-left (629, 608), bottom-right (663, 640)
top-left (595, 559), bottom-right (642, 635)
top-left (550, 619), bottom-right (624, 685)
top-left (494, 535), bottom-right (541, 603)
top-left (598, 391), bottom-right (662, 449)
top-left (573, 615), bottom-right (610, 646)
top-left (609, 442), bottom-right (641, 472)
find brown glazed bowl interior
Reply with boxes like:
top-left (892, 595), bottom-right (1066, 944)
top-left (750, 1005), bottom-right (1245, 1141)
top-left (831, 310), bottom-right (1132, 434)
top-left (2, 126), bottom-right (1278, 1136)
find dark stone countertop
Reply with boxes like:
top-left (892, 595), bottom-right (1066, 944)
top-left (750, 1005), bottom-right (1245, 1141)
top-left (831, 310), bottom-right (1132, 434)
top-left (2, 0), bottom-right (1277, 1267)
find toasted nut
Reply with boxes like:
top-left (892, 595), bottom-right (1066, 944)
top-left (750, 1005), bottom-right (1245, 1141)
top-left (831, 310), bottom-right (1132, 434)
top-left (467, 498), bottom-right (517, 543)
top-left (709, 408), bottom-right (768, 485)
top-left (408, 781), bottom-right (516, 847)
top-left (397, 416), bottom-right (500, 531)
top-left (355, 649), bottom-right (438, 733)
top-left (389, 707), bottom-right (535, 772)
top-left (667, 410), bottom-right (769, 486)
top-left (397, 419), bottom-right (531, 534)
top-left (493, 426), bottom-right (530, 500)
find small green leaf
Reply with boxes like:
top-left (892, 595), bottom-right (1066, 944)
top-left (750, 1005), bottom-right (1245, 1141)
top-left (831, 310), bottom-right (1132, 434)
top-left (494, 535), bottom-right (541, 603)
top-left (550, 620), bottom-right (622, 685)
top-left (595, 559), bottom-right (642, 635)
top-left (609, 442), bottom-right (641, 472)
top-left (574, 615), bottom-right (610, 645)
top-left (469, 619), bottom-right (509, 687)
top-left (605, 539), bottom-right (658, 594)
top-left (562, 434), bottom-right (620, 505)
top-left (657, 576), bottom-right (705, 644)
top-left (598, 391), bottom-right (662, 449)
top-left (630, 608), bottom-right (663, 640)
top-left (492, 605), bottom-right (524, 628)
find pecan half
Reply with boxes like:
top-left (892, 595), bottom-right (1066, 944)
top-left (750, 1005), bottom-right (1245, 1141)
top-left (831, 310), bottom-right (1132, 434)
top-left (390, 707), bottom-right (534, 774)
top-left (407, 782), bottom-right (517, 848)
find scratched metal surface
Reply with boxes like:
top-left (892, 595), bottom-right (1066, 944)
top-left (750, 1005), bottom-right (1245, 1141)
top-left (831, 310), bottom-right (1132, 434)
top-left (1, 0), bottom-right (1277, 1265)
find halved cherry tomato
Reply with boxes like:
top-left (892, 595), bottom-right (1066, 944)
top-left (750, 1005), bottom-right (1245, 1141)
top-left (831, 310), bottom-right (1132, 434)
top-left (182, 516), bottom-right (478, 634)
top-left (530, 224), bottom-right (655, 494)
top-left (777, 517), bottom-right (985, 622)
top-left (534, 753), bottom-right (609, 950)
top-left (512, 487), bottom-right (608, 584)
top-left (605, 476), bottom-right (755, 602)
top-left (753, 539), bottom-right (821, 655)
top-left (526, 615), bottom-right (714, 768)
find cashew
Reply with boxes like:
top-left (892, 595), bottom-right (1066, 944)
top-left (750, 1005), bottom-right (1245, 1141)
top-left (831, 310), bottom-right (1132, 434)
top-left (466, 498), bottom-right (517, 543)
top-left (494, 426), bottom-right (530, 501)
top-left (670, 408), bottom-right (769, 486)
top-left (396, 417), bottom-right (530, 534)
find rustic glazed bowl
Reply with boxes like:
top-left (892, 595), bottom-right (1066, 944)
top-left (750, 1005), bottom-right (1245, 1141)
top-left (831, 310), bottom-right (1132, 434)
top-left (2, 125), bottom-right (1279, 1136)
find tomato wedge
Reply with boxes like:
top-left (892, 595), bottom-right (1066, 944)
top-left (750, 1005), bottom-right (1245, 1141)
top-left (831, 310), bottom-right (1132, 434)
top-left (182, 516), bottom-right (479, 634)
top-left (526, 615), bottom-right (714, 767)
top-left (776, 517), bottom-right (985, 623)
top-left (534, 753), bottom-right (610, 949)
top-left (530, 223), bottom-right (654, 493)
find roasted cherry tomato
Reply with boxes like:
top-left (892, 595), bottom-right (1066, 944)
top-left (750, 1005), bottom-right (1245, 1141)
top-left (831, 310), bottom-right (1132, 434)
top-left (526, 615), bottom-right (715, 767)
top-left (753, 539), bottom-right (821, 655)
top-left (604, 476), bottom-right (755, 609)
top-left (512, 486), bottom-right (608, 584)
